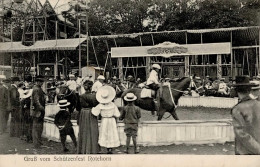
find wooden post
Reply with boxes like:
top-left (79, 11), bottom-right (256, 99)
top-left (151, 34), bottom-right (155, 45)
top-left (259, 28), bottom-right (260, 75)
top-left (33, 52), bottom-right (36, 78)
top-left (55, 21), bottom-right (58, 79)
top-left (78, 19), bottom-right (82, 76)
top-left (11, 53), bottom-right (13, 77)
top-left (217, 54), bottom-right (222, 79)
top-left (86, 13), bottom-right (89, 67)
top-left (185, 56), bottom-right (189, 77)
top-left (146, 57), bottom-right (151, 79)
top-left (230, 31), bottom-right (233, 79)
top-left (118, 58), bottom-right (123, 81)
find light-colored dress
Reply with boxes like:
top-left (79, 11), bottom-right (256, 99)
top-left (92, 102), bottom-right (120, 148)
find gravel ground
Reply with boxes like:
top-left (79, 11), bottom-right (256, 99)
top-left (0, 107), bottom-right (233, 155)
top-left (0, 132), bottom-right (234, 155)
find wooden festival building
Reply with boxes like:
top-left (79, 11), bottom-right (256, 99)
top-left (90, 26), bottom-right (260, 81)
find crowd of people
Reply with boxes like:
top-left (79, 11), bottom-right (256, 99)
top-left (0, 73), bottom-right (143, 154)
top-left (1, 64), bottom-right (260, 154)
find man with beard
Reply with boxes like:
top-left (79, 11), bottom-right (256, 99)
top-left (31, 75), bottom-right (46, 148)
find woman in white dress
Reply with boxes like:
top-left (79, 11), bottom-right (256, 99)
top-left (91, 85), bottom-right (120, 154)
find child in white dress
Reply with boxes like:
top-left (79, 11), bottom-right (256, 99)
top-left (91, 85), bottom-right (120, 154)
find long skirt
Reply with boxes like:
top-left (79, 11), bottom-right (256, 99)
top-left (99, 117), bottom-right (120, 148)
top-left (77, 108), bottom-right (100, 154)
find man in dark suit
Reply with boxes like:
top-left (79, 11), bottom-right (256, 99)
top-left (2, 78), bottom-right (11, 133)
top-left (231, 75), bottom-right (260, 155)
top-left (31, 75), bottom-right (46, 148)
top-left (9, 77), bottom-right (21, 137)
top-left (0, 75), bottom-right (8, 134)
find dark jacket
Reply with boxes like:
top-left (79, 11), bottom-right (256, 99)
top-left (10, 84), bottom-right (20, 109)
top-left (31, 85), bottom-right (45, 119)
top-left (231, 96), bottom-right (260, 155)
top-left (0, 84), bottom-right (8, 110)
top-left (120, 103), bottom-right (141, 124)
top-left (54, 109), bottom-right (73, 129)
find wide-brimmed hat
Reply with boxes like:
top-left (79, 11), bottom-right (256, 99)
top-left (152, 64), bottom-right (161, 70)
top-left (97, 75), bottom-right (105, 80)
top-left (96, 85), bottom-right (116, 103)
top-left (232, 75), bottom-right (257, 87)
top-left (250, 81), bottom-right (260, 90)
top-left (11, 76), bottom-right (20, 82)
top-left (35, 75), bottom-right (45, 82)
top-left (58, 99), bottom-right (70, 107)
top-left (124, 93), bottom-right (137, 101)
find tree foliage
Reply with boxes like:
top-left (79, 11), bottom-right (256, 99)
top-left (86, 0), bottom-right (260, 35)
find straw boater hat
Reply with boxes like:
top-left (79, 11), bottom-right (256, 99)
top-left (97, 75), bottom-right (105, 80)
top-left (232, 76), bottom-right (257, 87)
top-left (250, 81), bottom-right (260, 90)
top-left (96, 85), bottom-right (116, 104)
top-left (58, 99), bottom-right (71, 107)
top-left (69, 74), bottom-right (76, 79)
top-left (124, 93), bottom-right (137, 101)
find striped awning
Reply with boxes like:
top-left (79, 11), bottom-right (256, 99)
top-left (0, 38), bottom-right (87, 53)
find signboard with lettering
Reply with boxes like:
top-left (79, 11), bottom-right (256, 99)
top-left (111, 42), bottom-right (231, 58)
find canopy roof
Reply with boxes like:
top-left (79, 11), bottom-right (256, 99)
top-left (0, 38), bottom-right (86, 53)
top-left (90, 26), bottom-right (260, 47)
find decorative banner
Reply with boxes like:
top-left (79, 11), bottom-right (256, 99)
top-left (111, 42), bottom-right (231, 58)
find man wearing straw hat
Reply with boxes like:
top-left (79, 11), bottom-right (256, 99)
top-left (231, 75), bottom-right (260, 155)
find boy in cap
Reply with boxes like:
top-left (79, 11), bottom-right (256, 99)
top-left (120, 93), bottom-right (141, 154)
top-left (54, 99), bottom-right (77, 152)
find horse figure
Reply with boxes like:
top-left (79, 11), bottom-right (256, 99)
top-left (56, 85), bottom-right (81, 113)
top-left (121, 77), bottom-right (191, 121)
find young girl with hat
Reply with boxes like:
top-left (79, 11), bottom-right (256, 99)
top-left (54, 100), bottom-right (77, 152)
top-left (91, 85), bottom-right (120, 154)
top-left (120, 93), bottom-right (141, 154)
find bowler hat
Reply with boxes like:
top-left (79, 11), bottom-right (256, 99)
top-left (35, 75), bottom-right (45, 82)
top-left (11, 76), bottom-right (20, 82)
top-left (3, 78), bottom-right (10, 83)
top-left (232, 75), bottom-right (257, 87)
